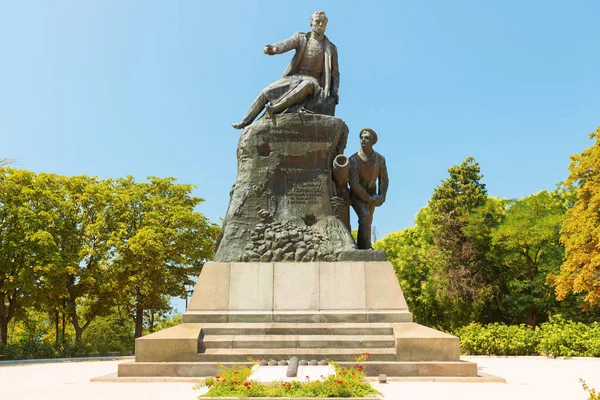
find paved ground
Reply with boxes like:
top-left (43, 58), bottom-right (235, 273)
top-left (1, 356), bottom-right (599, 399)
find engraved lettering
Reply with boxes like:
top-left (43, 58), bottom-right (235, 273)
top-left (287, 181), bottom-right (325, 205)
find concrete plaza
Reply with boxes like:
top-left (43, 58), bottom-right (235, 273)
top-left (1, 356), bottom-right (599, 399)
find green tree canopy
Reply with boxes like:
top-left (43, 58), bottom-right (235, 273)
top-left (426, 157), bottom-right (500, 328)
top-left (111, 176), bottom-right (220, 338)
top-left (374, 207), bottom-right (443, 326)
top-left (0, 168), bottom-right (55, 344)
top-left (36, 173), bottom-right (117, 342)
top-left (492, 190), bottom-right (567, 327)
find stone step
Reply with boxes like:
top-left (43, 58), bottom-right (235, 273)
top-left (340, 361), bottom-right (478, 377)
top-left (200, 322), bottom-right (394, 336)
top-left (118, 360), bottom-right (478, 378)
top-left (201, 334), bottom-right (395, 349)
top-left (197, 347), bottom-right (397, 362)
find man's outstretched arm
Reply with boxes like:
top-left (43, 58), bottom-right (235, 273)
top-left (264, 33), bottom-right (302, 55)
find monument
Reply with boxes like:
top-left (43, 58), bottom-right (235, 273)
top-left (117, 11), bottom-right (479, 379)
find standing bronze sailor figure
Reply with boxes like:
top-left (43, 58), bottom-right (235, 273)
top-left (349, 128), bottom-right (389, 250)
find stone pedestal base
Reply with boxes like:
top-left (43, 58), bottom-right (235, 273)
top-left (118, 262), bottom-right (478, 378)
top-left (183, 262), bottom-right (411, 323)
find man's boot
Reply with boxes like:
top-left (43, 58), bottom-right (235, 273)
top-left (232, 93), bottom-right (268, 129)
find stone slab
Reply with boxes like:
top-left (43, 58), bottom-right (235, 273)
top-left (94, 371), bottom-right (505, 383)
top-left (416, 361), bottom-right (477, 377)
top-left (319, 262), bottom-right (366, 310)
top-left (339, 361), bottom-right (477, 377)
top-left (318, 311), bottom-right (368, 323)
top-left (338, 249), bottom-right (387, 262)
top-left (183, 311), bottom-right (411, 323)
top-left (392, 323), bottom-right (460, 361)
top-left (135, 324), bottom-right (202, 362)
top-left (367, 311), bottom-right (412, 323)
top-left (183, 262), bottom-right (412, 322)
top-left (228, 262), bottom-right (273, 311)
top-left (187, 263), bottom-right (230, 311)
top-left (273, 263), bottom-right (320, 311)
top-left (364, 262), bottom-right (408, 310)
top-left (118, 361), bottom-right (251, 377)
top-left (182, 311), bottom-right (228, 323)
top-left (119, 360), bottom-right (477, 378)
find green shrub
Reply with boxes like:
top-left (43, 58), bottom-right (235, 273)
top-left (0, 344), bottom-right (21, 360)
top-left (536, 316), bottom-right (600, 357)
top-left (456, 322), bottom-right (538, 356)
top-left (81, 315), bottom-right (135, 355)
top-left (58, 341), bottom-right (92, 358)
top-left (16, 338), bottom-right (57, 359)
top-left (456, 317), bottom-right (600, 357)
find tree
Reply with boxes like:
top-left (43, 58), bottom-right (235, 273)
top-left (374, 207), bottom-right (443, 326)
top-left (0, 168), bottom-right (54, 344)
top-left (492, 190), bottom-right (566, 327)
top-left (111, 176), bottom-right (220, 338)
top-left (0, 158), bottom-right (15, 166)
top-left (36, 173), bottom-right (117, 342)
top-left (427, 157), bottom-right (499, 328)
top-left (553, 127), bottom-right (600, 309)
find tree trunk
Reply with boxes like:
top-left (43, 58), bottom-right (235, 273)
top-left (149, 310), bottom-right (155, 333)
top-left (66, 277), bottom-right (93, 343)
top-left (54, 309), bottom-right (59, 346)
top-left (134, 304), bottom-right (144, 338)
top-left (0, 317), bottom-right (7, 346)
top-left (0, 292), bottom-right (14, 345)
top-left (61, 309), bottom-right (65, 345)
top-left (527, 308), bottom-right (539, 328)
top-left (0, 293), bottom-right (7, 345)
top-left (66, 289), bottom-right (84, 342)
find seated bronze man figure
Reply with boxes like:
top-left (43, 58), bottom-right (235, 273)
top-left (232, 11), bottom-right (339, 129)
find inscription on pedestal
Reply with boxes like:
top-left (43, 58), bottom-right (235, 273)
top-left (288, 181), bottom-right (325, 205)
top-left (269, 133), bottom-right (330, 143)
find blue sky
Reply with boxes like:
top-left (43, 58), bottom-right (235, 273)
top-left (2, 1), bottom-right (599, 311)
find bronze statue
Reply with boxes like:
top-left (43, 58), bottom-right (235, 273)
top-left (349, 128), bottom-right (389, 250)
top-left (232, 11), bottom-right (340, 129)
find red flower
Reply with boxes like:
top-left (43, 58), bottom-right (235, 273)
top-left (244, 381), bottom-right (251, 388)
top-left (215, 375), bottom-right (220, 379)
top-left (357, 365), bottom-right (364, 371)
top-left (282, 382), bottom-right (291, 389)
top-left (337, 380), bottom-right (343, 385)
top-left (232, 381), bottom-right (237, 385)
top-left (234, 371), bottom-right (238, 375)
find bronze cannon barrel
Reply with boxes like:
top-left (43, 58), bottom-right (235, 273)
top-left (332, 154), bottom-right (349, 191)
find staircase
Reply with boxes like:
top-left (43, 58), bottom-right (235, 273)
top-left (198, 323), bottom-right (396, 362)
top-left (118, 321), bottom-right (476, 377)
